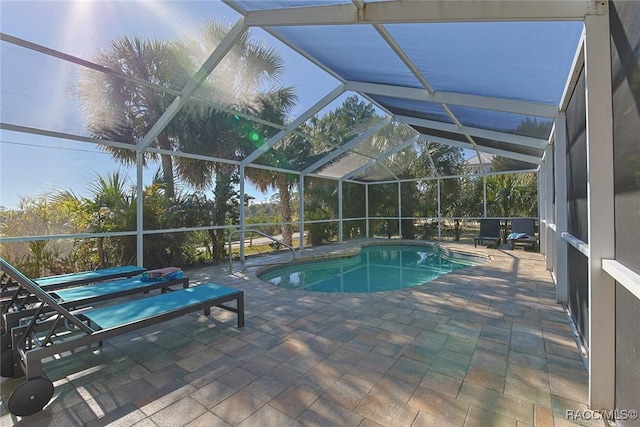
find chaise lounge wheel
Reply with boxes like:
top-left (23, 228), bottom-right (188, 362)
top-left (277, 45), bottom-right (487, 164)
top-left (8, 377), bottom-right (54, 417)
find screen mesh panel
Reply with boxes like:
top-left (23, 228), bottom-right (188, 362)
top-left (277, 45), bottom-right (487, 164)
top-left (564, 64), bottom-right (589, 348)
top-left (565, 68), bottom-right (588, 243)
top-left (611, 0), bottom-right (640, 272)
top-left (615, 284), bottom-right (640, 426)
top-left (610, 0), bottom-right (640, 420)
top-left (567, 244), bottom-right (589, 347)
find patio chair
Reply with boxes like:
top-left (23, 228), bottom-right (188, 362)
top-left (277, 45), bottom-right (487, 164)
top-left (1, 265), bottom-right (189, 365)
top-left (507, 218), bottom-right (539, 250)
top-left (473, 219), bottom-right (501, 248)
top-left (1, 264), bottom-right (146, 298)
top-left (0, 257), bottom-right (243, 416)
top-left (2, 261), bottom-right (152, 352)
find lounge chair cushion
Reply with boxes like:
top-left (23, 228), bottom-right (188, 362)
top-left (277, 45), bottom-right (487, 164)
top-left (83, 283), bottom-right (239, 330)
top-left (35, 265), bottom-right (145, 289)
top-left (53, 277), bottom-right (182, 302)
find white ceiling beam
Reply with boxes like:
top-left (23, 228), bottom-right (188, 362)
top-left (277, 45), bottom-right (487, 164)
top-left (426, 151), bottom-right (440, 178)
top-left (242, 84), bottom-right (346, 166)
top-left (244, 162), bottom-right (301, 177)
top-left (342, 135), bottom-right (422, 180)
top-left (362, 167), bottom-right (539, 185)
top-left (559, 29), bottom-right (586, 112)
top-left (301, 117), bottom-right (392, 175)
top-left (0, 123), bottom-right (136, 152)
top-left (345, 81), bottom-right (559, 118)
top-left (424, 134), bottom-right (542, 164)
top-left (373, 24), bottom-right (435, 93)
top-left (395, 115), bottom-right (548, 149)
top-left (373, 22), bottom-right (488, 172)
top-left (144, 147), bottom-right (240, 167)
top-left (241, 1), bottom-right (600, 27)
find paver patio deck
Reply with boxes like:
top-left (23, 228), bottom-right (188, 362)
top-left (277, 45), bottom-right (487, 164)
top-left (1, 239), bottom-right (604, 427)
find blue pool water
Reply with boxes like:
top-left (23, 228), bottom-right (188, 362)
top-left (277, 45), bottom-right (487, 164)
top-left (258, 244), bottom-right (487, 293)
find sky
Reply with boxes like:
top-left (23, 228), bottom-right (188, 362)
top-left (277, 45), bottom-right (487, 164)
top-left (0, 0), bottom-right (564, 210)
top-left (0, 0), bottom-right (343, 209)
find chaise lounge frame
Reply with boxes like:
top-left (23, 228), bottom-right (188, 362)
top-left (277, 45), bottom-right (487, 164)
top-left (508, 218), bottom-right (539, 250)
top-left (473, 218), bottom-right (502, 248)
top-left (1, 265), bottom-right (146, 298)
top-left (0, 258), bottom-right (244, 417)
top-left (1, 272), bottom-right (190, 365)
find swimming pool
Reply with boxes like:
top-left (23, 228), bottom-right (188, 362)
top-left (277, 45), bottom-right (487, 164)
top-left (258, 243), bottom-right (487, 293)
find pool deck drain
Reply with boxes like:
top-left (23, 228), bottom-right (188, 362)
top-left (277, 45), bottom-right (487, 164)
top-left (1, 239), bottom-right (601, 427)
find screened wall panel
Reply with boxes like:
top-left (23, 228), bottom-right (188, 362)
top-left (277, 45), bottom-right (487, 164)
top-left (615, 283), bottom-right (640, 427)
top-left (342, 181), bottom-right (366, 244)
top-left (342, 182), bottom-right (365, 219)
top-left (564, 65), bottom-right (589, 349)
top-left (567, 243), bottom-right (589, 348)
top-left (610, 0), bottom-right (640, 422)
top-left (611, 0), bottom-right (640, 272)
top-left (565, 68), bottom-right (588, 243)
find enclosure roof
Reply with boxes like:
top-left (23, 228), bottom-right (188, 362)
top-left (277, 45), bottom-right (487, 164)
top-left (223, 0), bottom-right (590, 178)
top-left (0, 0), bottom-right (594, 185)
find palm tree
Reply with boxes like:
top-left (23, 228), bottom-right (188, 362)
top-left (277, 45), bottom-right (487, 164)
top-left (53, 171), bottom-right (135, 268)
top-left (78, 36), bottom-right (190, 199)
top-left (294, 97), bottom-right (381, 244)
top-left (176, 20), bottom-right (298, 258)
top-left (242, 90), bottom-right (304, 246)
top-left (79, 20), bottom-right (298, 261)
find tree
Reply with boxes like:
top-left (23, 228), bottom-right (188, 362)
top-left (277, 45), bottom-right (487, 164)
top-left (53, 171), bottom-right (137, 268)
top-left (489, 118), bottom-right (541, 227)
top-left (241, 91), bottom-right (300, 246)
top-left (79, 20), bottom-right (297, 262)
top-left (486, 172), bottom-right (538, 237)
top-left (301, 96), bottom-right (380, 243)
top-left (0, 196), bottom-right (73, 277)
top-left (78, 36), bottom-right (190, 199)
top-left (173, 20), bottom-right (298, 259)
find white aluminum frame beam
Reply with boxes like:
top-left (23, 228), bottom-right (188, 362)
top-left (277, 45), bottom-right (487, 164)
top-left (136, 151), bottom-right (144, 266)
top-left (241, 85), bottom-right (345, 166)
top-left (423, 135), bottom-right (542, 164)
top-left (139, 19), bottom-right (248, 151)
top-left (345, 81), bottom-right (559, 118)
top-left (365, 169), bottom-right (537, 186)
top-left (543, 144), bottom-right (555, 270)
top-left (0, 123), bottom-right (136, 152)
top-left (396, 115), bottom-right (548, 150)
top-left (238, 1), bottom-right (601, 27)
top-left (584, 11), bottom-right (615, 411)
top-left (342, 135), bottom-right (421, 180)
top-left (559, 31), bottom-right (586, 113)
top-left (374, 24), bottom-right (435, 94)
top-left (554, 117), bottom-right (569, 305)
top-left (426, 150), bottom-right (440, 178)
top-left (301, 117), bottom-right (392, 175)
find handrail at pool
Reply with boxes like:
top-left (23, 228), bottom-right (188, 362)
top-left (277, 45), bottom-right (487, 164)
top-left (228, 229), bottom-right (296, 274)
